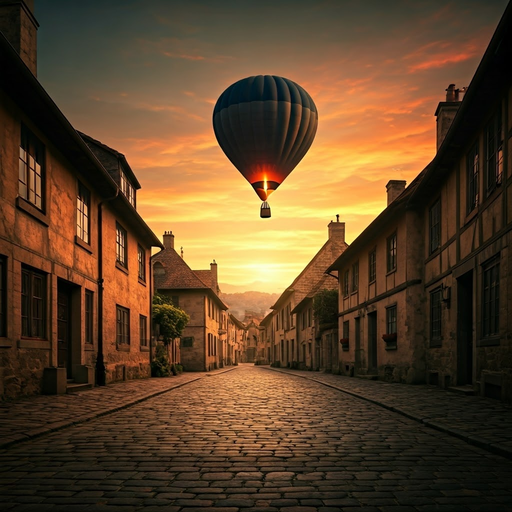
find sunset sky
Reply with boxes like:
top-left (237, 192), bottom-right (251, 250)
top-left (35, 0), bottom-right (508, 293)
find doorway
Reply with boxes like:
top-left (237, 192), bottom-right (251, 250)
top-left (457, 271), bottom-right (473, 385)
top-left (368, 311), bottom-right (377, 373)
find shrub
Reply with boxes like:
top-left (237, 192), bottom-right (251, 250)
top-left (151, 344), bottom-right (172, 377)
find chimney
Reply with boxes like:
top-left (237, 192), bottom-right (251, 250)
top-left (328, 216), bottom-right (345, 242)
top-left (162, 230), bottom-right (174, 250)
top-left (386, 180), bottom-right (406, 205)
top-left (210, 259), bottom-right (218, 291)
top-left (0, 0), bottom-right (38, 76)
top-left (435, 83), bottom-right (463, 151)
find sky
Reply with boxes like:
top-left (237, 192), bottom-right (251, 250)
top-left (35, 0), bottom-right (509, 293)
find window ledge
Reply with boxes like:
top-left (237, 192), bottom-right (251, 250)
top-left (116, 344), bottom-right (130, 352)
top-left (0, 338), bottom-right (12, 349)
top-left (18, 338), bottom-right (51, 349)
top-left (16, 197), bottom-right (49, 226)
top-left (140, 346), bottom-right (150, 352)
top-left (116, 261), bottom-right (129, 274)
top-left (386, 269), bottom-right (397, 277)
top-left (477, 337), bottom-right (500, 347)
top-left (138, 277), bottom-right (147, 286)
top-left (85, 344), bottom-right (95, 351)
top-left (75, 236), bottom-right (93, 254)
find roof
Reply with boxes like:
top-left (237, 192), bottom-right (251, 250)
top-left (272, 230), bottom-right (348, 309)
top-left (407, 1), bottom-right (512, 205)
top-left (79, 132), bottom-right (141, 189)
top-left (291, 274), bottom-right (338, 315)
top-left (326, 172), bottom-right (424, 272)
top-left (0, 31), bottom-right (162, 249)
top-left (229, 313), bottom-right (246, 329)
top-left (152, 247), bottom-right (228, 309)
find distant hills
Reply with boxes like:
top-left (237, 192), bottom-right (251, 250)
top-left (219, 281), bottom-right (280, 294)
top-left (219, 289), bottom-right (280, 321)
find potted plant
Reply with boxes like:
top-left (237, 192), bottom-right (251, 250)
top-left (340, 338), bottom-right (349, 351)
top-left (382, 333), bottom-right (397, 342)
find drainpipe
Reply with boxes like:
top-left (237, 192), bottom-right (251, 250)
top-left (96, 189), bottom-right (119, 386)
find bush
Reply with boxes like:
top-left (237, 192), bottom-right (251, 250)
top-left (151, 344), bottom-right (172, 377)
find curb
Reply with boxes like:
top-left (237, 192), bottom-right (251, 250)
top-left (0, 368), bottom-right (235, 450)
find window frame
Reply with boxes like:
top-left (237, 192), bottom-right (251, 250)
top-left (368, 247), bottom-right (376, 284)
top-left (116, 222), bottom-right (128, 268)
top-left (21, 266), bottom-right (46, 339)
top-left (19, 124), bottom-right (45, 211)
top-left (120, 170), bottom-right (136, 207)
top-left (137, 244), bottom-right (146, 282)
top-left (484, 108), bottom-right (503, 197)
top-left (116, 305), bottom-right (130, 346)
top-left (466, 143), bottom-right (479, 215)
top-left (351, 261), bottom-right (359, 293)
top-left (343, 269), bottom-right (349, 297)
top-left (76, 181), bottom-right (91, 245)
top-left (139, 314), bottom-right (148, 348)
top-left (386, 304), bottom-right (397, 335)
top-left (386, 232), bottom-right (397, 273)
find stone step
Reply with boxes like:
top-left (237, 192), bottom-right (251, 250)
top-left (66, 382), bottom-right (93, 393)
top-left (447, 385), bottom-right (475, 396)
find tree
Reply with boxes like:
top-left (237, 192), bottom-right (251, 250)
top-left (313, 289), bottom-right (338, 330)
top-left (152, 293), bottom-right (190, 345)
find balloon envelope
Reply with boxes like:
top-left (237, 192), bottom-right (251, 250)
top-left (213, 75), bottom-right (318, 201)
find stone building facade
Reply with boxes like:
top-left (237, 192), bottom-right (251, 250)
top-left (329, 2), bottom-right (512, 402)
top-left (0, 0), bottom-right (162, 399)
top-left (152, 232), bottom-right (229, 372)
top-left (269, 219), bottom-right (347, 368)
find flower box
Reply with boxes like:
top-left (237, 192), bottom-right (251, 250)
top-left (340, 338), bottom-right (349, 351)
top-left (382, 333), bottom-right (397, 343)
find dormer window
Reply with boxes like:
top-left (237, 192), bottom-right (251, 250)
top-left (120, 170), bottom-right (135, 207)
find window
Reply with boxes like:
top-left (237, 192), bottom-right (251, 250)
top-left (139, 314), bottom-right (148, 348)
top-left (343, 269), bottom-right (349, 297)
top-left (116, 223), bottom-right (127, 267)
top-left (120, 171), bottom-right (135, 207)
top-left (307, 307), bottom-right (312, 327)
top-left (137, 245), bottom-right (145, 281)
top-left (21, 267), bottom-right (46, 338)
top-left (485, 109), bottom-right (503, 196)
top-left (387, 233), bottom-right (397, 272)
top-left (429, 199), bottom-right (441, 254)
top-left (368, 248), bottom-right (376, 283)
top-left (351, 261), bottom-right (359, 292)
top-left (386, 305), bottom-right (397, 335)
top-left (482, 257), bottom-right (499, 338)
top-left (0, 257), bottom-right (5, 337)
top-left (19, 125), bottom-right (44, 210)
top-left (466, 143), bottom-right (479, 214)
top-left (116, 305), bottom-right (130, 345)
top-left (77, 182), bottom-right (90, 244)
top-left (430, 288), bottom-right (442, 346)
top-left (342, 320), bottom-right (349, 339)
top-left (85, 290), bottom-right (93, 344)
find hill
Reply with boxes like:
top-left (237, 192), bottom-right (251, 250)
top-left (220, 290), bottom-right (280, 321)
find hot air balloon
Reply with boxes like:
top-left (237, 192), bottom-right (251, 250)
top-left (213, 75), bottom-right (318, 218)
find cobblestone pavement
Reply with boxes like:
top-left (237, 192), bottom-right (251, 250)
top-left (1, 365), bottom-right (512, 511)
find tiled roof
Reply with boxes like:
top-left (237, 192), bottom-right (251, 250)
top-left (194, 270), bottom-right (214, 289)
top-left (153, 248), bottom-right (212, 290)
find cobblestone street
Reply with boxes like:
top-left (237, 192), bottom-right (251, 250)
top-left (1, 365), bottom-right (512, 511)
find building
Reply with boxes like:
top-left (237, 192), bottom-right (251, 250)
top-left (152, 231), bottom-right (228, 371)
top-left (227, 312), bottom-right (245, 365)
top-left (0, 0), bottom-right (162, 399)
top-left (328, 2), bottom-right (512, 401)
top-left (270, 218), bottom-right (347, 368)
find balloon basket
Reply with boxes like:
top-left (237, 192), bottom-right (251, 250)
top-left (260, 202), bottom-right (271, 218)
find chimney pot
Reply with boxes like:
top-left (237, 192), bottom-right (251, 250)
top-left (162, 231), bottom-right (174, 250)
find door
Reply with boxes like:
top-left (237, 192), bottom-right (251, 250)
top-left (57, 283), bottom-right (72, 377)
top-left (368, 311), bottom-right (377, 372)
top-left (457, 271), bottom-right (473, 385)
